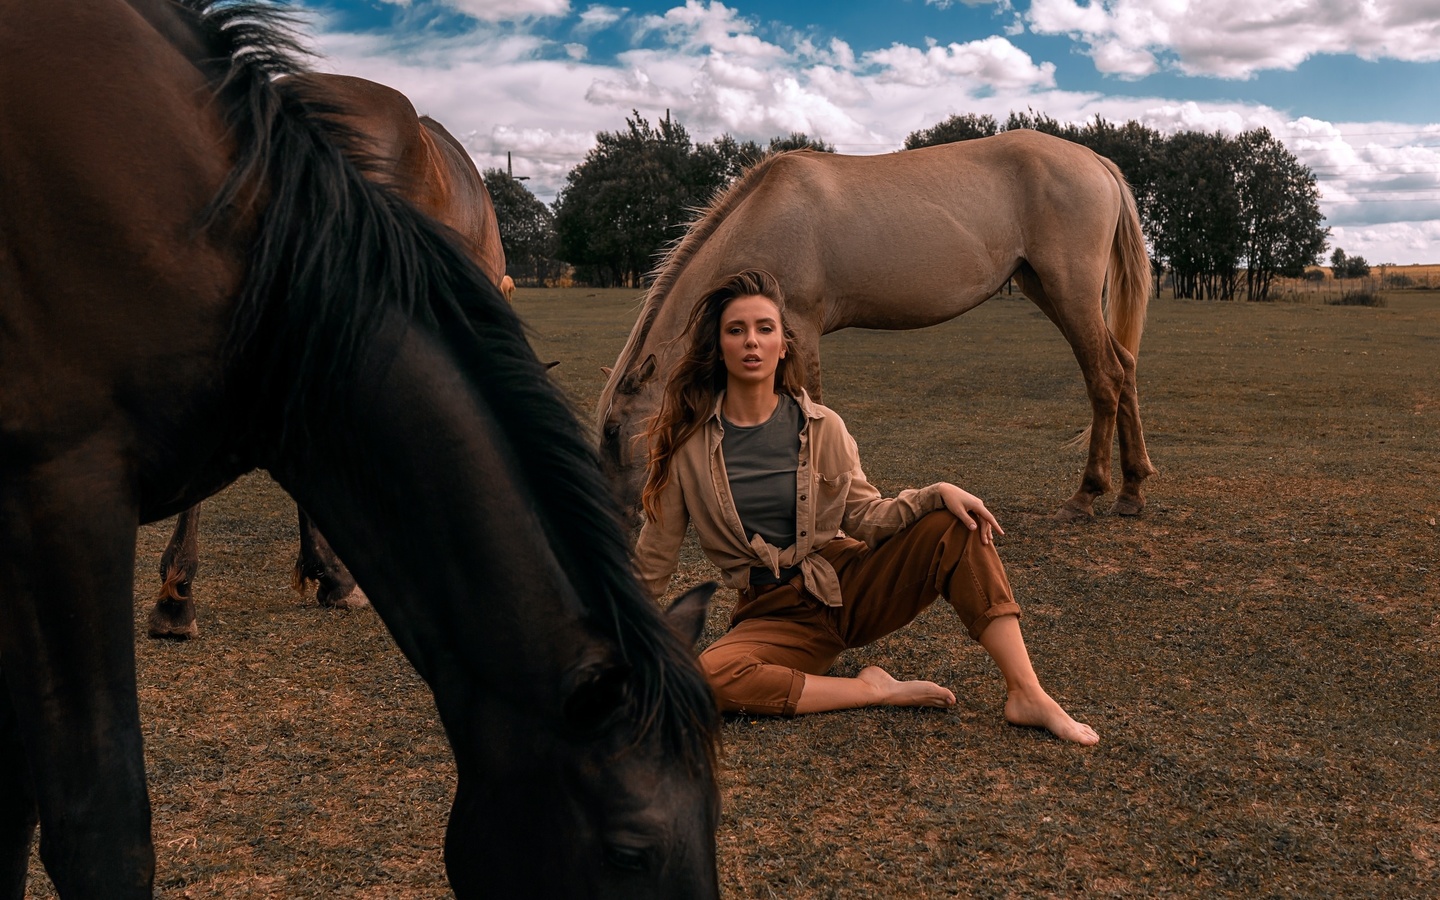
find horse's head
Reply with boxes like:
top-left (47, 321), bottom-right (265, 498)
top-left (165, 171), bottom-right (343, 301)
top-left (599, 352), bottom-right (662, 530)
top-left (440, 584), bottom-right (720, 899)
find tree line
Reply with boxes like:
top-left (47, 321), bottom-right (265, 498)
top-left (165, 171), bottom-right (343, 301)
top-left (488, 108), bottom-right (1330, 301)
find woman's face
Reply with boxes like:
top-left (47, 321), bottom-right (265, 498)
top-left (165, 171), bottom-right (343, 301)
top-left (718, 293), bottom-right (786, 389)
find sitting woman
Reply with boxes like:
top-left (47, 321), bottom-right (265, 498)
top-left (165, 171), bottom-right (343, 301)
top-left (633, 269), bottom-right (1097, 744)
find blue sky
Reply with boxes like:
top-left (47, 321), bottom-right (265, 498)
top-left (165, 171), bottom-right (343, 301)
top-left (302, 0), bottom-right (1440, 264)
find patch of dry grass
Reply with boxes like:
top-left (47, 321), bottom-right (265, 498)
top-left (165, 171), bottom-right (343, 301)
top-left (24, 288), bottom-right (1440, 897)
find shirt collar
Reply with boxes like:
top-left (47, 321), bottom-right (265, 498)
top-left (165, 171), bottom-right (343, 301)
top-left (709, 389), bottom-right (825, 424)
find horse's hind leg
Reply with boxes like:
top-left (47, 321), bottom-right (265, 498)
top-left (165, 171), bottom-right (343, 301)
top-left (295, 506), bottom-right (365, 608)
top-left (0, 673), bottom-right (38, 900)
top-left (1108, 331), bottom-right (1155, 517)
top-left (149, 504), bottom-right (201, 639)
top-left (0, 450), bottom-right (154, 896)
top-left (1016, 266), bottom-right (1124, 522)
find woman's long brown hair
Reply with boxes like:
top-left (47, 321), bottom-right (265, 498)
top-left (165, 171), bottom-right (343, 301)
top-left (641, 269), bottom-right (806, 522)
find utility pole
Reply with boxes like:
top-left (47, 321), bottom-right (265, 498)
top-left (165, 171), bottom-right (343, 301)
top-left (507, 151), bottom-right (529, 181)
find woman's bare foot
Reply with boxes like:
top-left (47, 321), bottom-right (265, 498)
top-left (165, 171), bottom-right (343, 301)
top-left (1004, 685), bottom-right (1099, 745)
top-left (858, 666), bottom-right (956, 708)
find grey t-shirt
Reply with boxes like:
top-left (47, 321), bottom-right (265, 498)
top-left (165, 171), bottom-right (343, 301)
top-left (721, 393), bottom-right (802, 553)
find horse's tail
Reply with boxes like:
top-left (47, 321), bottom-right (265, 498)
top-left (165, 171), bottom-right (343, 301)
top-left (1101, 155), bottom-right (1150, 359)
top-left (1065, 156), bottom-right (1150, 451)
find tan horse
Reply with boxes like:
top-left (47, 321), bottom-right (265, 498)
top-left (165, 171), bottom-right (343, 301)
top-left (599, 129), bottom-right (1155, 524)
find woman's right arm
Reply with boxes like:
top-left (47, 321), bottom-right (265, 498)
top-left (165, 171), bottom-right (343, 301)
top-left (632, 475), bottom-right (689, 602)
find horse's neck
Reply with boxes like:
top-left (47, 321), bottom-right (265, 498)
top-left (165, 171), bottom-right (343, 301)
top-left (272, 317), bottom-right (595, 688)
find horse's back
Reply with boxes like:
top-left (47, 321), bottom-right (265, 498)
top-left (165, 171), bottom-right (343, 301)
top-left (0, 0), bottom-right (246, 480)
top-left (283, 73), bottom-right (506, 287)
top-left (672, 131), bottom-right (1124, 329)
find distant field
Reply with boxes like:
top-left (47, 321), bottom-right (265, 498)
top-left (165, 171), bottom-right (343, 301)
top-left (27, 287), bottom-right (1439, 898)
top-left (1270, 262), bottom-right (1440, 300)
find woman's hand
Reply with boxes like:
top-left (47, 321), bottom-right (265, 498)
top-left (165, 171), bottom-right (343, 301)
top-left (938, 483), bottom-right (1004, 545)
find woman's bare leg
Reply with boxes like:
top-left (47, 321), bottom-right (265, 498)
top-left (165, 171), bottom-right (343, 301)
top-left (979, 615), bottom-right (1098, 745)
top-left (794, 666), bottom-right (955, 714)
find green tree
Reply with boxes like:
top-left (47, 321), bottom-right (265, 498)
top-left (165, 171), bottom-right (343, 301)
top-left (1234, 128), bottom-right (1329, 300)
top-left (481, 168), bottom-right (559, 286)
top-left (767, 132), bottom-right (835, 153)
top-left (1331, 247), bottom-right (1371, 279)
top-left (553, 111), bottom-right (728, 288)
top-left (1151, 131), bottom-right (1242, 300)
top-left (903, 113), bottom-right (999, 149)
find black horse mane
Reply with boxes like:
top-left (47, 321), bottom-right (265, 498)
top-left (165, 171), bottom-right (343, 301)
top-left (179, 0), bottom-right (718, 769)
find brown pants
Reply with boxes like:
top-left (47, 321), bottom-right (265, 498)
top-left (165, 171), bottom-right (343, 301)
top-left (698, 511), bottom-right (1022, 716)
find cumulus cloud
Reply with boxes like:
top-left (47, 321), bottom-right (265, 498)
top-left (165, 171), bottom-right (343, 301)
top-left (575, 4), bottom-right (626, 35)
top-left (864, 36), bottom-right (1055, 88)
top-left (309, 1), bottom-right (1440, 262)
top-left (424, 0), bottom-right (571, 21)
top-left (1025, 0), bottom-right (1440, 79)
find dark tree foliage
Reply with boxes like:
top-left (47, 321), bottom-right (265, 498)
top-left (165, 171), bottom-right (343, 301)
top-left (1331, 247), bottom-right (1371, 279)
top-left (553, 111), bottom-right (731, 288)
top-left (903, 113), bottom-right (999, 149)
top-left (1235, 128), bottom-right (1329, 300)
top-left (1003, 108), bottom-right (1069, 136)
top-left (481, 168), bottom-right (560, 286)
top-left (1150, 131), bottom-right (1243, 299)
top-left (552, 113), bottom-right (838, 287)
top-left (768, 132), bottom-right (835, 153)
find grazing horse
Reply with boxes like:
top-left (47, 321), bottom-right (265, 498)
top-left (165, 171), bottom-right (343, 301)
top-left (148, 73), bottom-right (514, 639)
top-left (0, 2), bottom-right (720, 898)
top-left (599, 132), bottom-right (1156, 525)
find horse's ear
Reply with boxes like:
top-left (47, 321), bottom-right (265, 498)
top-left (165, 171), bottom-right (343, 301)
top-left (637, 354), bottom-right (657, 384)
top-left (601, 365), bottom-right (613, 378)
top-left (564, 662), bottom-right (633, 733)
top-left (545, 360), bottom-right (561, 370)
top-left (666, 583), bottom-right (717, 648)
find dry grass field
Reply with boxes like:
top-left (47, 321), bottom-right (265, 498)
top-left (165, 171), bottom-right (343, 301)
top-left (24, 287), bottom-right (1439, 898)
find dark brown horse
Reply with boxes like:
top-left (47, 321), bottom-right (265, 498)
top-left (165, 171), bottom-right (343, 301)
top-left (0, 2), bottom-right (719, 897)
top-left (148, 73), bottom-right (514, 639)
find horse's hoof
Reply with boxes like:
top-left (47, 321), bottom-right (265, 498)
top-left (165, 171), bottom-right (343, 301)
top-left (1112, 495), bottom-right (1145, 517)
top-left (321, 587), bottom-right (369, 610)
top-left (147, 599), bottom-right (198, 640)
top-left (1053, 501), bottom-right (1095, 524)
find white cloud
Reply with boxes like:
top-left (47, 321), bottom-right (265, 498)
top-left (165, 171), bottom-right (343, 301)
top-left (575, 4), bottom-right (626, 35)
top-left (927, 0), bottom-right (1013, 8)
top-left (1026, 0), bottom-right (1440, 79)
top-left (564, 41), bottom-right (588, 59)
top-left (308, 2), bottom-right (1440, 263)
top-left (425, 0), bottom-right (571, 21)
top-left (863, 36), bottom-right (1056, 88)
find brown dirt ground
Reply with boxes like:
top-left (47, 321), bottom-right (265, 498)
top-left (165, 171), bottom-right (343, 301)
top-left (25, 288), bottom-right (1440, 898)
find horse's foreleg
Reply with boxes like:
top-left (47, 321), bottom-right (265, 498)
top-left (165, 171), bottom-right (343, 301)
top-left (791, 314), bottom-right (823, 402)
top-left (295, 506), bottom-right (365, 608)
top-left (0, 672), bottom-right (38, 900)
top-left (1109, 333), bottom-right (1156, 517)
top-left (148, 504), bottom-right (200, 639)
top-left (0, 448), bottom-right (154, 897)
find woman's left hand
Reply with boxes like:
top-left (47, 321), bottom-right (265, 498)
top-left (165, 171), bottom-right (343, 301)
top-left (938, 483), bottom-right (1004, 545)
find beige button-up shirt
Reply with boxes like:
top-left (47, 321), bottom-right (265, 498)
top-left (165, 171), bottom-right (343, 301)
top-left (634, 390), bottom-right (945, 606)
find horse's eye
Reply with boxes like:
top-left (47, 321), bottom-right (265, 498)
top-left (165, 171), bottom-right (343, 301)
top-left (604, 843), bottom-right (653, 873)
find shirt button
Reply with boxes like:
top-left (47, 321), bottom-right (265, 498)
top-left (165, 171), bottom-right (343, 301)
top-left (800, 530), bottom-right (807, 537)
top-left (800, 495), bottom-right (807, 501)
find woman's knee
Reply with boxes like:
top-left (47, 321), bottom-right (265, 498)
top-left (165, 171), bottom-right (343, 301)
top-left (698, 649), bottom-right (802, 715)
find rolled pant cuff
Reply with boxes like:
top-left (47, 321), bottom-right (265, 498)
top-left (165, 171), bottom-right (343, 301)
top-left (966, 604), bottom-right (1022, 642)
